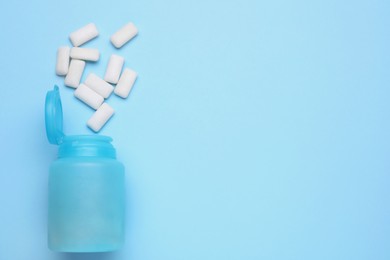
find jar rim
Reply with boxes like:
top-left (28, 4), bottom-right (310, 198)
top-left (63, 135), bottom-right (113, 142)
top-left (58, 135), bottom-right (116, 158)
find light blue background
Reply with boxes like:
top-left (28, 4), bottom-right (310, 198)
top-left (0, 0), bottom-right (389, 259)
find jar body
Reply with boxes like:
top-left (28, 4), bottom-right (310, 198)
top-left (48, 156), bottom-right (125, 252)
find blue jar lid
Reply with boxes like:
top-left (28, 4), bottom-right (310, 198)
top-left (45, 85), bottom-right (65, 145)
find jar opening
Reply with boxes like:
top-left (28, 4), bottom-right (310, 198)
top-left (58, 135), bottom-right (116, 158)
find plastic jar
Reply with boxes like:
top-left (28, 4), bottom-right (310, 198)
top-left (45, 86), bottom-right (125, 252)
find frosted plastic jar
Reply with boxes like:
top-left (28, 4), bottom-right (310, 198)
top-left (45, 86), bottom-right (125, 252)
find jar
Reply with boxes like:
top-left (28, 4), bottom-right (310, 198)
top-left (45, 86), bottom-right (125, 252)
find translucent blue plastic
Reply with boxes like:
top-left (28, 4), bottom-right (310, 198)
top-left (45, 86), bottom-right (64, 145)
top-left (45, 86), bottom-right (125, 252)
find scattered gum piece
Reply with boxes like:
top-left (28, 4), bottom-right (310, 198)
top-left (74, 83), bottom-right (104, 110)
top-left (104, 54), bottom-right (124, 84)
top-left (69, 23), bottom-right (99, 47)
top-left (64, 59), bottom-right (86, 88)
top-left (114, 68), bottom-right (137, 99)
top-left (110, 22), bottom-right (138, 48)
top-left (87, 103), bottom-right (115, 132)
top-left (56, 47), bottom-right (70, 76)
top-left (85, 73), bottom-right (114, 99)
top-left (70, 47), bottom-right (100, 62)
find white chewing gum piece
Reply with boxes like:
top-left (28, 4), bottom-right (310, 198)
top-left (114, 68), bottom-right (137, 99)
top-left (64, 59), bottom-right (86, 88)
top-left (85, 73), bottom-right (114, 99)
top-left (74, 83), bottom-right (104, 110)
top-left (56, 47), bottom-right (70, 76)
top-left (69, 23), bottom-right (99, 47)
top-left (70, 47), bottom-right (100, 62)
top-left (110, 22), bottom-right (138, 48)
top-left (104, 54), bottom-right (124, 84)
top-left (87, 103), bottom-right (114, 132)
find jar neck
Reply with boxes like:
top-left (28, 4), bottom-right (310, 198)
top-left (58, 135), bottom-right (116, 158)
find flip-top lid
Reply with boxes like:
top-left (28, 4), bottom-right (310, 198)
top-left (45, 85), bottom-right (65, 145)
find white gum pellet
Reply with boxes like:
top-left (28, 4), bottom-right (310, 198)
top-left (56, 47), bottom-right (70, 76)
top-left (74, 84), bottom-right (104, 110)
top-left (69, 23), bottom-right (99, 47)
top-left (104, 54), bottom-right (124, 84)
top-left (87, 103), bottom-right (114, 132)
top-left (64, 60), bottom-right (86, 88)
top-left (70, 47), bottom-right (100, 62)
top-left (114, 68), bottom-right (137, 99)
top-left (110, 22), bottom-right (138, 49)
top-left (84, 73), bottom-right (114, 99)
